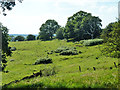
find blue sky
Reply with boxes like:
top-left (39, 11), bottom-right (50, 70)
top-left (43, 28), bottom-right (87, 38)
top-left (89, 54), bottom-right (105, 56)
top-left (0, 0), bottom-right (119, 34)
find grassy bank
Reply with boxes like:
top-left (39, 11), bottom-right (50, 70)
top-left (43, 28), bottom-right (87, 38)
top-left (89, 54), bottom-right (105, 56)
top-left (2, 39), bottom-right (118, 88)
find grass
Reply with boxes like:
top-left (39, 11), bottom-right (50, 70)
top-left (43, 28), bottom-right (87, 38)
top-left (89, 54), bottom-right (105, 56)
top-left (2, 39), bottom-right (118, 88)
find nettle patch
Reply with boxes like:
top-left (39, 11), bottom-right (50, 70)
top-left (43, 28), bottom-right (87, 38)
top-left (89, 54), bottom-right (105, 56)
top-left (34, 57), bottom-right (52, 65)
top-left (54, 46), bottom-right (81, 55)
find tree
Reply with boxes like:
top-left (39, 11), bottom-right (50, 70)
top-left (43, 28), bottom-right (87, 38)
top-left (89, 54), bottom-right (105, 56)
top-left (80, 15), bottom-right (102, 39)
top-left (65, 11), bottom-right (102, 41)
top-left (0, 0), bottom-right (23, 71)
top-left (0, 0), bottom-right (23, 16)
top-left (14, 35), bottom-right (25, 41)
top-left (101, 21), bottom-right (120, 58)
top-left (39, 19), bottom-right (60, 40)
top-left (56, 27), bottom-right (64, 40)
top-left (101, 22), bottom-right (115, 42)
top-left (26, 34), bottom-right (36, 41)
top-left (0, 23), bottom-right (12, 71)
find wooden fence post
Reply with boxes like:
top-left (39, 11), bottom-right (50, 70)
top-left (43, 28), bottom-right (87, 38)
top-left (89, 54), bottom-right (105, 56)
top-left (93, 67), bottom-right (96, 71)
top-left (79, 66), bottom-right (81, 72)
top-left (114, 62), bottom-right (117, 68)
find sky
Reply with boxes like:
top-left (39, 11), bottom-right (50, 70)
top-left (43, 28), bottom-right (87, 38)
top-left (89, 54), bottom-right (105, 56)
top-left (0, 0), bottom-right (119, 34)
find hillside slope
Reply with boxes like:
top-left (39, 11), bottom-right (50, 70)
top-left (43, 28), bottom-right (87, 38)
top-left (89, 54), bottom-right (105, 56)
top-left (2, 39), bottom-right (118, 88)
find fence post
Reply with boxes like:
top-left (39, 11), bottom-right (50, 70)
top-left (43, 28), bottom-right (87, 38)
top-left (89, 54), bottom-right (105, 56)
top-left (79, 66), bottom-right (81, 72)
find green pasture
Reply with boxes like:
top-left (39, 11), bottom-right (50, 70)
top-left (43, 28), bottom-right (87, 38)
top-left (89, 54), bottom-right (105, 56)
top-left (2, 39), bottom-right (118, 88)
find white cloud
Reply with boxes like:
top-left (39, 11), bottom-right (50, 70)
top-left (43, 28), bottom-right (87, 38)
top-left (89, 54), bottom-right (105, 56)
top-left (0, 0), bottom-right (119, 34)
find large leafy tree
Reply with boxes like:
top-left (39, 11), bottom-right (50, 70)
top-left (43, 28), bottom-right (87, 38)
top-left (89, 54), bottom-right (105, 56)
top-left (65, 11), bottom-right (102, 41)
top-left (38, 19), bottom-right (60, 40)
top-left (101, 21), bottom-right (120, 58)
top-left (0, 23), bottom-right (12, 71)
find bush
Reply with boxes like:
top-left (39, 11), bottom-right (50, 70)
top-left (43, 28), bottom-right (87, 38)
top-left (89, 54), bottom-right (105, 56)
top-left (34, 57), bottom-right (52, 65)
top-left (60, 50), bottom-right (78, 55)
top-left (42, 66), bottom-right (56, 76)
top-left (26, 34), bottom-right (36, 41)
top-left (55, 46), bottom-right (78, 55)
top-left (81, 39), bottom-right (103, 46)
top-left (14, 35), bottom-right (25, 41)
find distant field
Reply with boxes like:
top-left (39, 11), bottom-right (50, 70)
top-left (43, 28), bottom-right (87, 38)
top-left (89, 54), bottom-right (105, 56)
top-left (2, 39), bottom-right (118, 88)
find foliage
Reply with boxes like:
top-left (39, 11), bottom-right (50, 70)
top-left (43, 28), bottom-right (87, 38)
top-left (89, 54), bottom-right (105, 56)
top-left (37, 31), bottom-right (50, 41)
top-left (56, 27), bottom-right (64, 40)
top-left (80, 39), bottom-right (103, 46)
top-left (0, 0), bottom-right (23, 16)
top-left (34, 57), bottom-right (52, 65)
top-left (42, 66), bottom-right (56, 76)
top-left (14, 35), bottom-right (25, 41)
top-left (0, 23), bottom-right (12, 71)
top-left (60, 50), bottom-right (78, 55)
top-left (101, 22), bottom-right (115, 42)
top-left (38, 19), bottom-right (60, 40)
top-left (55, 46), bottom-right (78, 55)
top-left (101, 21), bottom-right (120, 58)
top-left (26, 34), bottom-right (36, 41)
top-left (64, 11), bottom-right (102, 41)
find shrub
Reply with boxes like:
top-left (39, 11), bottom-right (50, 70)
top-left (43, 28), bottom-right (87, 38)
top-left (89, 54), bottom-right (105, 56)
top-left (34, 57), bottom-right (52, 65)
top-left (81, 39), bottom-right (103, 46)
top-left (14, 35), bottom-right (25, 41)
top-left (26, 34), bottom-right (36, 41)
top-left (55, 46), bottom-right (78, 55)
top-left (60, 50), bottom-right (78, 55)
top-left (42, 66), bottom-right (56, 76)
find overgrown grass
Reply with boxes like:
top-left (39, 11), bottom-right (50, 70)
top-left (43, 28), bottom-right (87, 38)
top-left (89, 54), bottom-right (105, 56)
top-left (2, 39), bottom-right (118, 88)
top-left (80, 39), bottom-right (103, 46)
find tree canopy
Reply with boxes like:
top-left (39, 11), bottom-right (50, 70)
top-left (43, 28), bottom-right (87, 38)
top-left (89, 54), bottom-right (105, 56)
top-left (101, 21), bottom-right (120, 58)
top-left (56, 27), bottom-right (64, 40)
top-left (38, 19), bottom-right (60, 40)
top-left (14, 35), bottom-right (25, 41)
top-left (0, 23), bottom-right (12, 71)
top-left (26, 34), bottom-right (36, 41)
top-left (64, 11), bottom-right (102, 41)
top-left (0, 0), bottom-right (23, 16)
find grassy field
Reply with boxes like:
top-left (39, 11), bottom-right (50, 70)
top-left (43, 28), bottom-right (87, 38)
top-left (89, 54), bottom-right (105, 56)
top-left (2, 39), bottom-right (118, 88)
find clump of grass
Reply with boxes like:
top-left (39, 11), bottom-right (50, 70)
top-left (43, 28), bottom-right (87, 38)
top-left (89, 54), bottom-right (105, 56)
top-left (54, 46), bottom-right (78, 55)
top-left (42, 66), bottom-right (57, 76)
top-left (80, 39), bottom-right (103, 46)
top-left (34, 57), bottom-right (52, 65)
top-left (60, 50), bottom-right (78, 55)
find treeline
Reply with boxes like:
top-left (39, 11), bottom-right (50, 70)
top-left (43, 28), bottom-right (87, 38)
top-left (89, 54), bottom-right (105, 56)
top-left (37, 10), bottom-right (102, 41)
top-left (9, 34), bottom-right (36, 41)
